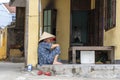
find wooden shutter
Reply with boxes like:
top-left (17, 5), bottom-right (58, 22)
top-left (94, 0), bottom-right (104, 46)
top-left (104, 0), bottom-right (116, 30)
top-left (112, 0), bottom-right (116, 27)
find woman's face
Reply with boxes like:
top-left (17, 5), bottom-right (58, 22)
top-left (44, 37), bottom-right (55, 43)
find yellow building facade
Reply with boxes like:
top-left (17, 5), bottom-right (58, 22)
top-left (25, 0), bottom-right (39, 66)
top-left (41, 0), bottom-right (71, 60)
top-left (0, 28), bottom-right (7, 60)
top-left (9, 0), bottom-right (120, 66)
top-left (40, 0), bottom-right (96, 61)
top-left (104, 0), bottom-right (120, 63)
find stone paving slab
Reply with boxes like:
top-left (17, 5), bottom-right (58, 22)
top-left (37, 64), bottom-right (120, 79)
top-left (16, 70), bottom-right (120, 80)
top-left (0, 62), bottom-right (120, 80)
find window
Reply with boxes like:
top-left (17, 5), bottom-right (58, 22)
top-left (43, 10), bottom-right (52, 33)
top-left (43, 9), bottom-right (57, 35)
top-left (104, 0), bottom-right (116, 30)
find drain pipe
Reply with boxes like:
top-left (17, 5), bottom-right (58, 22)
top-left (38, 0), bottom-right (42, 37)
top-left (24, 0), bottom-right (29, 66)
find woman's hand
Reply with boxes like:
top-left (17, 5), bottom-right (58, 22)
top-left (51, 44), bottom-right (59, 49)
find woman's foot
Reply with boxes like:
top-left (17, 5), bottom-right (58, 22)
top-left (53, 61), bottom-right (62, 64)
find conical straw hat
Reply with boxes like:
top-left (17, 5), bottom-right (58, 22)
top-left (39, 32), bottom-right (55, 41)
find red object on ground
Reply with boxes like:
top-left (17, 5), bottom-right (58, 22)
top-left (37, 70), bottom-right (43, 75)
top-left (44, 72), bottom-right (51, 76)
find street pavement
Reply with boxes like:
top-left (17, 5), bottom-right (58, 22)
top-left (0, 62), bottom-right (120, 80)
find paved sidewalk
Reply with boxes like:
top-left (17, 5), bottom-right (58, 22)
top-left (0, 62), bottom-right (120, 80)
top-left (16, 70), bottom-right (120, 80)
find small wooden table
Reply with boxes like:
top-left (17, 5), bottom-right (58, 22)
top-left (69, 46), bottom-right (114, 64)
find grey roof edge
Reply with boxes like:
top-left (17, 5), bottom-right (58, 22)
top-left (9, 0), bottom-right (26, 7)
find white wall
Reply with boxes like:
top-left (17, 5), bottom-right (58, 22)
top-left (0, 0), bottom-right (10, 3)
top-left (0, 3), bottom-right (15, 28)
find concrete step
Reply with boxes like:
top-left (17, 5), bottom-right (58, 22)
top-left (37, 64), bottom-right (120, 79)
top-left (17, 69), bottom-right (120, 80)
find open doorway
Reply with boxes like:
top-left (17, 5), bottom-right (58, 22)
top-left (7, 7), bottom-right (25, 63)
top-left (71, 0), bottom-right (103, 46)
top-left (71, 11), bottom-right (89, 46)
top-left (69, 0), bottom-right (113, 64)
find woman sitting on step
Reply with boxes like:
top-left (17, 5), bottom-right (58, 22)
top-left (38, 32), bottom-right (62, 66)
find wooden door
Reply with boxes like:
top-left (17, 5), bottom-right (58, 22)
top-left (87, 0), bottom-right (104, 46)
top-left (95, 0), bottom-right (104, 46)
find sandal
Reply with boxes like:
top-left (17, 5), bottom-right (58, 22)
top-left (44, 71), bottom-right (51, 76)
top-left (37, 70), bottom-right (43, 75)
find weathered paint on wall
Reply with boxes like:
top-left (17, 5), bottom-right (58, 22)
top-left (40, 0), bottom-right (96, 60)
top-left (104, 0), bottom-right (120, 60)
top-left (0, 28), bottom-right (7, 59)
top-left (26, 0), bottom-right (39, 66)
top-left (41, 0), bottom-right (70, 60)
top-left (55, 0), bottom-right (70, 60)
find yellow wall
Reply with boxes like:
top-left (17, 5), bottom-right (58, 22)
top-left (91, 0), bottom-right (95, 9)
top-left (55, 0), bottom-right (70, 60)
top-left (27, 0), bottom-right (120, 64)
top-left (26, 0), bottom-right (39, 66)
top-left (0, 28), bottom-right (7, 60)
top-left (41, 0), bottom-right (70, 60)
top-left (41, 0), bottom-right (95, 60)
top-left (104, 0), bottom-right (120, 60)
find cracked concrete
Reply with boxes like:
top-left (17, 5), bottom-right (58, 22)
top-left (0, 62), bottom-right (120, 80)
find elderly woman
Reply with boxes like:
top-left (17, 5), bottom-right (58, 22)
top-left (38, 32), bottom-right (62, 66)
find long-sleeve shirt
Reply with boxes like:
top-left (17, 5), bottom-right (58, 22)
top-left (38, 41), bottom-right (61, 66)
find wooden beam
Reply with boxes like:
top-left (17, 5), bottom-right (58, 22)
top-left (71, 46), bottom-right (114, 51)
